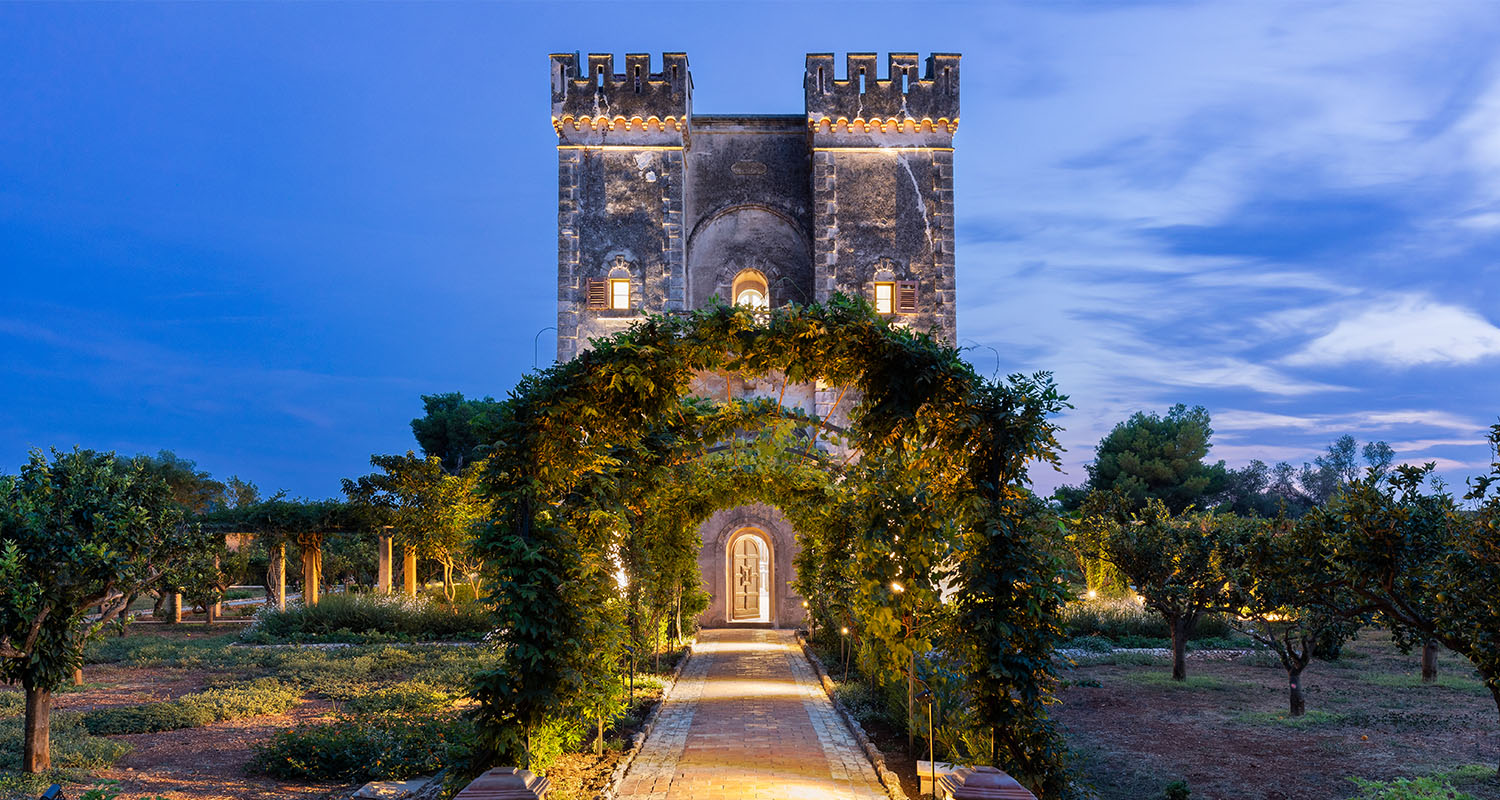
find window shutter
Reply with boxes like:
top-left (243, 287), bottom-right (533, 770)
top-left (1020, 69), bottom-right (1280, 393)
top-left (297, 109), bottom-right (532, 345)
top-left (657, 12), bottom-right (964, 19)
top-left (586, 279), bottom-right (607, 309)
top-left (896, 280), bottom-right (918, 314)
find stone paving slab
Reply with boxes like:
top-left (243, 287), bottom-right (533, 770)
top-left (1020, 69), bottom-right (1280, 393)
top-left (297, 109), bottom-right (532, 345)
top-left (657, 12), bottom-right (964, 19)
top-left (616, 628), bottom-right (885, 800)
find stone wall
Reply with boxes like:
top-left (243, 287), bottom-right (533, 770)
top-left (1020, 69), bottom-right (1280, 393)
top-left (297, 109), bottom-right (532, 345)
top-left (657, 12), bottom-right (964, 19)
top-left (695, 503), bottom-right (806, 629)
top-left (550, 51), bottom-right (960, 625)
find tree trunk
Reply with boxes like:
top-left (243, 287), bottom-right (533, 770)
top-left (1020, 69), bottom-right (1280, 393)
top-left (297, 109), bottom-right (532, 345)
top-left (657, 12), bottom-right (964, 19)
top-left (1288, 666), bottom-right (1306, 717)
top-left (152, 591), bottom-right (167, 620)
top-left (1422, 639), bottom-right (1439, 683)
top-left (1490, 684), bottom-right (1500, 778)
top-left (1171, 616), bottom-right (1190, 681)
top-left (117, 593), bottom-right (136, 636)
top-left (907, 650), bottom-right (915, 753)
top-left (205, 599), bottom-right (218, 625)
top-left (23, 684), bottom-right (51, 773)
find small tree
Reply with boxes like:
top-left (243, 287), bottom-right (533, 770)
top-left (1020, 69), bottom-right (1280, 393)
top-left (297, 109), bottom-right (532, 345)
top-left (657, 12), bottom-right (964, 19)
top-left (1217, 517), bottom-right (1366, 715)
top-left (1078, 494), bottom-right (1226, 680)
top-left (344, 452), bottom-right (487, 603)
top-left (0, 449), bottom-right (210, 771)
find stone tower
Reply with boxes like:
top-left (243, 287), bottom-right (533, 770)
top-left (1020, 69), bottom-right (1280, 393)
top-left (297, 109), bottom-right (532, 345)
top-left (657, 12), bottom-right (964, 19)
top-left (550, 51), bottom-right (960, 627)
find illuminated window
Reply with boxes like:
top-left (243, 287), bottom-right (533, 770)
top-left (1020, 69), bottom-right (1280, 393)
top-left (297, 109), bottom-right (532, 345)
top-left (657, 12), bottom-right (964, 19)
top-left (874, 282), bottom-right (894, 314)
top-left (609, 278), bottom-right (630, 310)
top-left (731, 269), bottom-right (769, 310)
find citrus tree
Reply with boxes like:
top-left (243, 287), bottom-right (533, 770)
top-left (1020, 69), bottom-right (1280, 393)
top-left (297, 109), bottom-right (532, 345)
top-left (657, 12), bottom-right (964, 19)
top-left (0, 448), bottom-right (213, 772)
top-left (1300, 425), bottom-right (1500, 774)
top-left (1076, 494), bottom-right (1227, 681)
top-left (1216, 516), bottom-right (1367, 716)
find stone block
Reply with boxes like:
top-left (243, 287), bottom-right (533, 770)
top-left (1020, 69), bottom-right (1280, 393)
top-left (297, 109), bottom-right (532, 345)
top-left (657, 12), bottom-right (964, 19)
top-left (453, 767), bottom-right (550, 799)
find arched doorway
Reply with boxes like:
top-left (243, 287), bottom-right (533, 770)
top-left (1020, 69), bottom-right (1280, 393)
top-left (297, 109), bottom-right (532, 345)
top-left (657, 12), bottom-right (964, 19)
top-left (726, 528), bottom-right (771, 623)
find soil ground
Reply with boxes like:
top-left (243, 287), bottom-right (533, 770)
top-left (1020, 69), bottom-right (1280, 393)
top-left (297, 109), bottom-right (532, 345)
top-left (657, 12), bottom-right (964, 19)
top-left (1055, 629), bottom-right (1500, 800)
top-left (0, 624), bottom-right (678, 800)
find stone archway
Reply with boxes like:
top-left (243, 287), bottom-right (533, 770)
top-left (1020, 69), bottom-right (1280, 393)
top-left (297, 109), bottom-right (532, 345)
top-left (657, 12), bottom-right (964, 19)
top-left (698, 503), bottom-right (802, 629)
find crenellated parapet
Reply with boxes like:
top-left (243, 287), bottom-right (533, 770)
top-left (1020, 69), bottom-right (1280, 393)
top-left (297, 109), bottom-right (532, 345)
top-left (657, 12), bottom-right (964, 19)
top-left (804, 53), bottom-right (960, 148)
top-left (550, 52), bottom-right (692, 146)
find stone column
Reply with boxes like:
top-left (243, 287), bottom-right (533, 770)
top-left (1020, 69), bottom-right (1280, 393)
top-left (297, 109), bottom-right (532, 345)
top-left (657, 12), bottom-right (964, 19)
top-left (377, 534), bottom-right (393, 594)
top-left (302, 544), bottom-right (321, 607)
top-left (272, 543), bottom-right (287, 610)
top-left (403, 547), bottom-right (418, 598)
top-left (168, 592), bottom-right (183, 624)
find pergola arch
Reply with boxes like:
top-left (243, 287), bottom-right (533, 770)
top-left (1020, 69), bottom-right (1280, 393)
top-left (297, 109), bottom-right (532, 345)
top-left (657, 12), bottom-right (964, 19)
top-left (473, 296), bottom-right (1076, 795)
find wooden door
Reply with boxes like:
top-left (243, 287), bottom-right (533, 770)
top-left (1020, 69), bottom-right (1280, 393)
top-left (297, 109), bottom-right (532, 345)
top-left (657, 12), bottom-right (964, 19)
top-left (732, 537), bottom-right (761, 620)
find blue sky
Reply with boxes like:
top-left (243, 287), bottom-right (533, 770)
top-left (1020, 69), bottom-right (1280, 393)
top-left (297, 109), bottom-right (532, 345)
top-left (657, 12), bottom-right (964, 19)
top-left (1, 1), bottom-right (1497, 499)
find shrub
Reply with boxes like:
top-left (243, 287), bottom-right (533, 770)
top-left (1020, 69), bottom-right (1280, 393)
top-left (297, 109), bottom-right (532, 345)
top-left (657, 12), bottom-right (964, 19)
top-left (0, 713), bottom-right (130, 771)
top-left (0, 692), bottom-right (21, 719)
top-left (342, 682), bottom-right (459, 715)
top-left (832, 681), bottom-right (904, 731)
top-left (1163, 780), bottom-right (1191, 800)
top-left (1347, 776), bottom-right (1478, 800)
top-left (1062, 598), bottom-right (1232, 642)
top-left (252, 712), bottom-right (472, 782)
top-left (243, 593), bottom-right (494, 643)
top-left (81, 678), bottom-right (301, 735)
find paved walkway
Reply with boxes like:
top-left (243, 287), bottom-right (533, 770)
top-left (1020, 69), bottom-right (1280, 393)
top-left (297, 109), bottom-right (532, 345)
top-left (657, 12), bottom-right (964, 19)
top-left (617, 628), bottom-right (885, 800)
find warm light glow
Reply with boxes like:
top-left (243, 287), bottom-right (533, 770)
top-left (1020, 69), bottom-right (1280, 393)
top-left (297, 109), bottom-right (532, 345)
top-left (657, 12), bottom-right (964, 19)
top-left (890, 581), bottom-right (905, 594)
top-left (735, 288), bottom-right (766, 309)
top-left (840, 626), bottom-right (849, 636)
top-left (615, 568), bottom-right (628, 589)
top-left (1086, 589), bottom-right (1098, 600)
top-left (874, 282), bottom-right (894, 314)
top-left (609, 278), bottom-right (630, 309)
top-left (801, 600), bottom-right (808, 608)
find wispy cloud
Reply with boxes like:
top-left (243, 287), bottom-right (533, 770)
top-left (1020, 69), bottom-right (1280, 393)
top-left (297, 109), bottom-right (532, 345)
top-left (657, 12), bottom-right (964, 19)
top-left (1280, 294), bottom-right (1500, 367)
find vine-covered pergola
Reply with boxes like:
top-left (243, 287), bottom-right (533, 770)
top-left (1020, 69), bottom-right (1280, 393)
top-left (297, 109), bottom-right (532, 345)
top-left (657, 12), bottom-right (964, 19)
top-left (473, 297), bottom-right (1075, 794)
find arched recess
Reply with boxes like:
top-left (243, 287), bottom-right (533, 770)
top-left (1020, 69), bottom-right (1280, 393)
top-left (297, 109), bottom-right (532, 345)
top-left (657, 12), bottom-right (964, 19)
top-left (725, 527), bottom-right (772, 623)
top-left (686, 204), bottom-right (813, 310)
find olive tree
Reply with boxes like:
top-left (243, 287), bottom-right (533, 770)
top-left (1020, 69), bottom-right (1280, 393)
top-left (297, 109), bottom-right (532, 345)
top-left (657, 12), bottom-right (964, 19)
top-left (0, 449), bottom-right (212, 771)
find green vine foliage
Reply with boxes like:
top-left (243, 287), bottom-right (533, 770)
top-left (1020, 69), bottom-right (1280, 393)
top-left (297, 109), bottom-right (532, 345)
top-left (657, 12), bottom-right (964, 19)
top-left (472, 296), bottom-right (1075, 794)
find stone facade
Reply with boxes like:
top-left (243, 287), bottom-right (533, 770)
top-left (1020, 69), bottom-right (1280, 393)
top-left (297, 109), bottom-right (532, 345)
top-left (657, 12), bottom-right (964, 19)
top-left (550, 52), bottom-right (961, 627)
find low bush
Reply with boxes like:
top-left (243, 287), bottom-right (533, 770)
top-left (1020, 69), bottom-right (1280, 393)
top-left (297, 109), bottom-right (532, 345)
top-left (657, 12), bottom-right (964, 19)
top-left (832, 681), bottom-right (904, 732)
top-left (1062, 598), bottom-right (1234, 642)
top-left (0, 692), bottom-right (21, 719)
top-left (0, 713), bottom-right (130, 771)
top-left (1347, 776), bottom-right (1478, 800)
top-left (252, 712), bottom-right (472, 782)
top-left (341, 681), bottom-right (459, 715)
top-left (82, 678), bottom-right (301, 735)
top-left (243, 594), bottom-right (494, 643)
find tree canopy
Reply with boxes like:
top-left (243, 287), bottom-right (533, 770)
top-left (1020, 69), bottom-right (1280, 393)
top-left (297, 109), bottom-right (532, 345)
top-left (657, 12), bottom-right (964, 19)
top-left (410, 392), bottom-right (505, 474)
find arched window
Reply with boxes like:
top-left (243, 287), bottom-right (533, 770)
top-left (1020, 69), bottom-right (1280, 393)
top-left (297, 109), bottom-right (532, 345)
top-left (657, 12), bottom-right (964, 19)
top-left (731, 269), bottom-right (769, 310)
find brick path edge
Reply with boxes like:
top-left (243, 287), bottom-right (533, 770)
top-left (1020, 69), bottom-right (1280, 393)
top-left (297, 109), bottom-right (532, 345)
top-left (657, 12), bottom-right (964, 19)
top-left (796, 632), bottom-right (910, 800)
top-left (601, 639), bottom-right (696, 800)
